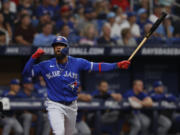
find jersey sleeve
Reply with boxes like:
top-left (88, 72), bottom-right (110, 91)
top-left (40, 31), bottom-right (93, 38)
top-left (78, 58), bottom-right (92, 71)
top-left (22, 57), bottom-right (41, 77)
top-left (91, 90), bottom-right (99, 97)
top-left (78, 58), bottom-right (117, 72)
top-left (141, 93), bottom-right (148, 100)
top-left (123, 92), bottom-right (130, 99)
top-left (165, 94), bottom-right (177, 102)
top-left (32, 63), bottom-right (41, 77)
top-left (150, 94), bottom-right (158, 101)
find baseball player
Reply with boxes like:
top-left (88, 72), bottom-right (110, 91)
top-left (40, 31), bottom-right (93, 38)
top-left (19, 77), bottom-right (40, 135)
top-left (150, 81), bottom-right (176, 135)
top-left (22, 36), bottom-right (130, 135)
top-left (1, 79), bottom-right (23, 135)
top-left (123, 80), bottom-right (153, 135)
top-left (75, 86), bottom-right (92, 135)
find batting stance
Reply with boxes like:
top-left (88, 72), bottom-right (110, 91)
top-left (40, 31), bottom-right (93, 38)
top-left (22, 36), bottom-right (130, 135)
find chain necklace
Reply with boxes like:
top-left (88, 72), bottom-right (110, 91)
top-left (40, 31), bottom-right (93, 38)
top-left (55, 58), bottom-right (68, 74)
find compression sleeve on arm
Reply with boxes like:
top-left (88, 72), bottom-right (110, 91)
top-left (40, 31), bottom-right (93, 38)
top-left (92, 63), bottom-right (117, 72)
top-left (22, 57), bottom-right (41, 77)
top-left (78, 58), bottom-right (117, 72)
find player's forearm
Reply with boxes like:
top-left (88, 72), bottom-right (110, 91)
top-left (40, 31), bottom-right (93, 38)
top-left (22, 57), bottom-right (35, 77)
top-left (22, 48), bottom-right (44, 77)
top-left (92, 63), bottom-right (117, 72)
top-left (141, 97), bottom-right (153, 107)
top-left (166, 95), bottom-right (176, 102)
top-left (78, 94), bottom-right (92, 102)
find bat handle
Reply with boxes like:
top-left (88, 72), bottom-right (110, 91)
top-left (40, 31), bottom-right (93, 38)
top-left (128, 37), bottom-right (148, 61)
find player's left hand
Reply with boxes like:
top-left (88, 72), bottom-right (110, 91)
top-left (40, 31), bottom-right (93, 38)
top-left (111, 93), bottom-right (122, 102)
top-left (32, 48), bottom-right (45, 59)
top-left (117, 60), bottom-right (130, 69)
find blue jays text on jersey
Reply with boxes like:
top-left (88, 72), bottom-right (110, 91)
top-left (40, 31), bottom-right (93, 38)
top-left (22, 56), bottom-right (118, 102)
top-left (45, 70), bottom-right (78, 80)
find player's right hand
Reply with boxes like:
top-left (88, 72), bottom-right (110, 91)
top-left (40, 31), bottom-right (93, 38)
top-left (117, 60), bottom-right (130, 69)
top-left (32, 48), bottom-right (44, 59)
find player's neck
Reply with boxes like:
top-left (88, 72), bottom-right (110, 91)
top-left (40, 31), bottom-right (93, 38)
top-left (57, 56), bottom-right (68, 64)
top-left (133, 89), bottom-right (140, 95)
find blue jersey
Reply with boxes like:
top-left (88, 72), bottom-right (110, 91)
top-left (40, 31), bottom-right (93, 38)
top-left (34, 82), bottom-right (48, 98)
top-left (2, 90), bottom-right (21, 99)
top-left (18, 90), bottom-right (38, 99)
top-left (1, 90), bottom-right (9, 97)
top-left (123, 89), bottom-right (148, 100)
top-left (123, 90), bottom-right (149, 114)
top-left (1, 90), bottom-right (21, 116)
top-left (91, 89), bottom-right (113, 100)
top-left (149, 90), bottom-right (176, 102)
top-left (22, 56), bottom-right (117, 102)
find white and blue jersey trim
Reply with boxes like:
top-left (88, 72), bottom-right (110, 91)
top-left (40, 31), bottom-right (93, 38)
top-left (32, 69), bottom-right (35, 77)
top-left (89, 62), bottom-right (93, 72)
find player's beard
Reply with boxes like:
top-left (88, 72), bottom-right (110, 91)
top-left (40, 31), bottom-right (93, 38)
top-left (55, 53), bottom-right (66, 60)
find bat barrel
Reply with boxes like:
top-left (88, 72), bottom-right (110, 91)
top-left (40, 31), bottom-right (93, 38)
top-left (146, 12), bottom-right (167, 38)
top-left (127, 12), bottom-right (167, 61)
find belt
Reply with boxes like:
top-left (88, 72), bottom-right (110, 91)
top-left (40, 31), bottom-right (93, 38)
top-left (57, 101), bottom-right (73, 106)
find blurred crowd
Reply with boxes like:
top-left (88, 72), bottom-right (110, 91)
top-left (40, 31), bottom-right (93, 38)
top-left (1, 77), bottom-right (180, 135)
top-left (0, 0), bottom-right (180, 46)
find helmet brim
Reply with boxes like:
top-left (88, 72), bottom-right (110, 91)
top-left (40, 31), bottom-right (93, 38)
top-left (52, 42), bottom-right (68, 47)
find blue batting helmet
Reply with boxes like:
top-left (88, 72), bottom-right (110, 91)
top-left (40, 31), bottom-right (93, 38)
top-left (52, 36), bottom-right (69, 47)
top-left (22, 77), bottom-right (33, 84)
top-left (10, 78), bottom-right (20, 85)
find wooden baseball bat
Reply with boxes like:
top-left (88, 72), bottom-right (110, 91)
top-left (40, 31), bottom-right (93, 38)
top-left (128, 12), bottom-right (167, 61)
